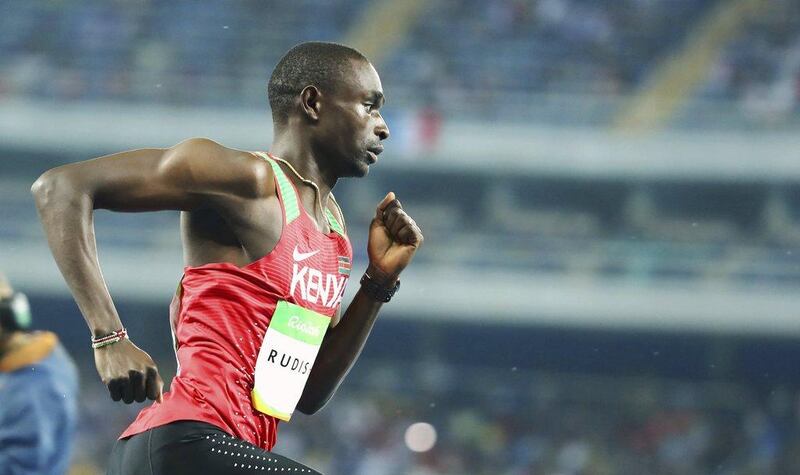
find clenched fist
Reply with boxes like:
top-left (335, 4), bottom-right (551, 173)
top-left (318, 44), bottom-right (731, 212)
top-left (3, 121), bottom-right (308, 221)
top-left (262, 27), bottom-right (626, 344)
top-left (95, 338), bottom-right (164, 404)
top-left (367, 192), bottom-right (423, 284)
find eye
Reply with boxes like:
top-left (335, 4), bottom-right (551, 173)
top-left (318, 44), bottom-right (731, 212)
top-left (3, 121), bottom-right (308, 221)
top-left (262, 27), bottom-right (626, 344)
top-left (363, 103), bottom-right (374, 111)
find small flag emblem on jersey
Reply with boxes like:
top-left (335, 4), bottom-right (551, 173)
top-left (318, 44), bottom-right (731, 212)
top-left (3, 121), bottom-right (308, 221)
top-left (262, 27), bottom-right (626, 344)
top-left (338, 256), bottom-right (351, 276)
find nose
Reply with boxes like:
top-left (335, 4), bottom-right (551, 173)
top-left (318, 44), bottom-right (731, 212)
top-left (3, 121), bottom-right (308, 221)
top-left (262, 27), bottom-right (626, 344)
top-left (375, 116), bottom-right (390, 141)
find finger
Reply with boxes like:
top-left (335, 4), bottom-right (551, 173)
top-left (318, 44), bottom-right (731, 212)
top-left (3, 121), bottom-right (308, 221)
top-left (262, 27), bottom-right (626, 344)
top-left (122, 373), bottom-right (135, 404)
top-left (384, 207), bottom-right (406, 233)
top-left (377, 192), bottom-right (396, 212)
top-left (373, 203), bottom-right (400, 231)
top-left (130, 370), bottom-right (146, 403)
top-left (389, 214), bottom-right (415, 238)
top-left (382, 199), bottom-right (402, 218)
top-left (379, 203), bottom-right (402, 230)
top-left (108, 378), bottom-right (124, 402)
top-left (145, 367), bottom-right (163, 402)
top-left (374, 192), bottom-right (396, 220)
top-left (397, 223), bottom-right (423, 246)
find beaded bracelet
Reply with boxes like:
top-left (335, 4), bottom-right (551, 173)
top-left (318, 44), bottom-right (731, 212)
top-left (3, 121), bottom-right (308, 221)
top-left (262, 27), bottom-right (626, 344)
top-left (91, 328), bottom-right (128, 349)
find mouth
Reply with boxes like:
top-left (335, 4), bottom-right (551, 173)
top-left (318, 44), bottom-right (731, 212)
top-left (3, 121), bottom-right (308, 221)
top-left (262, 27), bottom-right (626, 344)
top-left (366, 146), bottom-right (383, 164)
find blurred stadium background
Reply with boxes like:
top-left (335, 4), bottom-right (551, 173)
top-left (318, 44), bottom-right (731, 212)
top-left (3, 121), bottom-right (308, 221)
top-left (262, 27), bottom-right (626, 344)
top-left (2, 0), bottom-right (800, 474)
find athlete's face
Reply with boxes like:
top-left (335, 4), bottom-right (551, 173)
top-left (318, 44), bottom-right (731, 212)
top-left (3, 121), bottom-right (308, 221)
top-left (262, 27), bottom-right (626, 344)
top-left (316, 60), bottom-right (389, 178)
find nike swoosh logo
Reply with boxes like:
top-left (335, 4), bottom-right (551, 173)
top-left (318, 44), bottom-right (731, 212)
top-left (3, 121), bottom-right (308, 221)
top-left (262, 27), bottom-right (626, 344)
top-left (293, 245), bottom-right (320, 262)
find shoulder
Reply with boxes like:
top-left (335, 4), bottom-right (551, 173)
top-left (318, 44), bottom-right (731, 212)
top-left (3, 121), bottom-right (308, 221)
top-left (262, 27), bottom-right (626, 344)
top-left (166, 138), bottom-right (276, 199)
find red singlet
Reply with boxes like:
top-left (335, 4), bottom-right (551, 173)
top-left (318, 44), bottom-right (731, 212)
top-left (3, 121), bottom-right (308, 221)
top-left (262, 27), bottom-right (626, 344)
top-left (120, 153), bottom-right (352, 450)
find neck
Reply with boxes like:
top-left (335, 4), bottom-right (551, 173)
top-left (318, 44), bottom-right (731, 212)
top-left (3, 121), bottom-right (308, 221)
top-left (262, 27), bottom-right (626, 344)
top-left (270, 127), bottom-right (337, 199)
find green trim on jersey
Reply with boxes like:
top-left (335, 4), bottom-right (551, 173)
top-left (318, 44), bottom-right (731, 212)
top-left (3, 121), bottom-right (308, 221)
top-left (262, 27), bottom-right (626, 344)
top-left (258, 153), bottom-right (300, 224)
top-left (256, 152), bottom-right (347, 235)
top-left (325, 208), bottom-right (346, 237)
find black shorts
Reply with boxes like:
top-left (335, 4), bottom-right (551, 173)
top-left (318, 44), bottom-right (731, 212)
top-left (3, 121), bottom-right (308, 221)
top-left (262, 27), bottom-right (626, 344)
top-left (107, 420), bottom-right (323, 475)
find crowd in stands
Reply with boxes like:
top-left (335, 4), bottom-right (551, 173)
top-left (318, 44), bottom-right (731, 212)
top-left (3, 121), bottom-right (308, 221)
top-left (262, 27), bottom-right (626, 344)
top-left (692, 0), bottom-right (800, 126)
top-left (1, 0), bottom-right (798, 124)
top-left (705, 1), bottom-right (800, 97)
top-left (385, 0), bottom-right (713, 117)
top-left (68, 360), bottom-right (800, 475)
top-left (0, 0), bottom-right (367, 106)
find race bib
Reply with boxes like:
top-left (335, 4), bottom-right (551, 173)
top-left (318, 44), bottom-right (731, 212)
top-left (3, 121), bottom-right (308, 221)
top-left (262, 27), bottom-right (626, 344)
top-left (251, 301), bottom-right (329, 421)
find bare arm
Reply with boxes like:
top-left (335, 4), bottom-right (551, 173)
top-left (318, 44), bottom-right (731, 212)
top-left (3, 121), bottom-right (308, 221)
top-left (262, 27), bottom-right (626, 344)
top-left (31, 138), bottom-right (269, 403)
top-left (298, 193), bottom-right (423, 414)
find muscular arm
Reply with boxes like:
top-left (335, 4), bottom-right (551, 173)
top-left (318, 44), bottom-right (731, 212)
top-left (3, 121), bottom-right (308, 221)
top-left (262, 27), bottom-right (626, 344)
top-left (31, 138), bottom-right (269, 402)
top-left (297, 194), bottom-right (423, 414)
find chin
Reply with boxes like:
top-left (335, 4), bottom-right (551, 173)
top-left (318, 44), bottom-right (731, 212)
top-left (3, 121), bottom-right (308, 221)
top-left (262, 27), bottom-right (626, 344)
top-left (341, 157), bottom-right (370, 178)
top-left (353, 162), bottom-right (370, 178)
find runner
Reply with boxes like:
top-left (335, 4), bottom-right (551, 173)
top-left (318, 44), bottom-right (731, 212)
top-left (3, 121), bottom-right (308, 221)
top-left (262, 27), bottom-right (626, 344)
top-left (32, 41), bottom-right (423, 474)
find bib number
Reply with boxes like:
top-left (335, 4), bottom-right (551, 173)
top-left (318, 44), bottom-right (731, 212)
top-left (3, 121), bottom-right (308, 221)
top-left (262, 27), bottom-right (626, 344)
top-left (251, 301), bottom-right (329, 421)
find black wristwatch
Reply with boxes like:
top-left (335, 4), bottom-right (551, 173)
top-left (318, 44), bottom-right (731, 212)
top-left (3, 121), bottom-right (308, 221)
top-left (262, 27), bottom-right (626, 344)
top-left (360, 272), bottom-right (400, 302)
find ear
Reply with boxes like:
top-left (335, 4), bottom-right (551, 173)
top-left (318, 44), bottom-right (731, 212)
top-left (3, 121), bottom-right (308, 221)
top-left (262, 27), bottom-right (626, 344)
top-left (300, 85), bottom-right (322, 122)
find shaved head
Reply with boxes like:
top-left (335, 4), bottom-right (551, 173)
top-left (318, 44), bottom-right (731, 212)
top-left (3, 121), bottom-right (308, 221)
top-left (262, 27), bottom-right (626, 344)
top-left (268, 42), bottom-right (369, 124)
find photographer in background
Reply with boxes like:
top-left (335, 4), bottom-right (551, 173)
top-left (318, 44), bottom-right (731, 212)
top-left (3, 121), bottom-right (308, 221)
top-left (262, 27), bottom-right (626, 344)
top-left (0, 272), bottom-right (79, 475)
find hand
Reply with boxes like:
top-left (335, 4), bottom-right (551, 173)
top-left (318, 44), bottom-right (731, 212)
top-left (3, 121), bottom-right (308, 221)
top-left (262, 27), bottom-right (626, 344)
top-left (95, 338), bottom-right (164, 404)
top-left (367, 192), bottom-right (424, 283)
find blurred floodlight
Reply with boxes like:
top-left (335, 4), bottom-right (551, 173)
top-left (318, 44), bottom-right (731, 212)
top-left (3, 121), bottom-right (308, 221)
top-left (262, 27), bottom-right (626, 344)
top-left (404, 422), bottom-right (437, 452)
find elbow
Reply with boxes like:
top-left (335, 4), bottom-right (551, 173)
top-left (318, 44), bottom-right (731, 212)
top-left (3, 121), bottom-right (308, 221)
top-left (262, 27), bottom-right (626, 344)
top-left (31, 169), bottom-right (57, 209)
top-left (31, 168), bottom-right (78, 211)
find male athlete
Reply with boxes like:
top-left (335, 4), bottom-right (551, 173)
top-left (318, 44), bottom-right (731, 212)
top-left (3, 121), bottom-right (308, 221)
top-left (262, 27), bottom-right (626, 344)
top-left (0, 272), bottom-right (79, 475)
top-left (32, 42), bottom-right (423, 474)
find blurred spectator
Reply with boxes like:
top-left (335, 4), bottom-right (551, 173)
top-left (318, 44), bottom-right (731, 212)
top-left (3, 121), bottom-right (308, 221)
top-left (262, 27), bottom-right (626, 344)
top-left (0, 272), bottom-right (79, 475)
